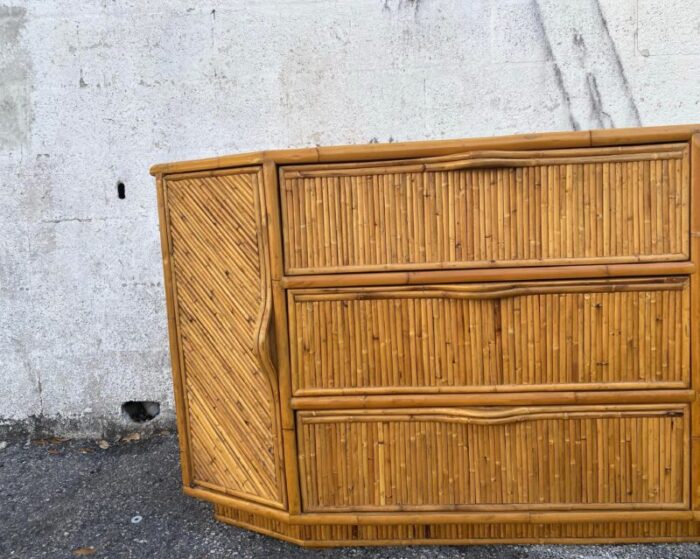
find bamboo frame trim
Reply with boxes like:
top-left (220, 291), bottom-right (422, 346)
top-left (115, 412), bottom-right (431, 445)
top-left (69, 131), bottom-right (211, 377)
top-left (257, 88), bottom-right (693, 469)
top-left (162, 166), bottom-right (263, 182)
top-left (297, 384), bottom-right (696, 397)
top-left (293, 382), bottom-right (691, 397)
top-left (298, 509), bottom-right (700, 526)
top-left (289, 277), bottom-right (687, 302)
top-left (285, 537), bottom-right (700, 548)
top-left (251, 169), bottom-right (286, 506)
top-left (150, 124), bottom-right (700, 175)
top-left (281, 261), bottom-right (696, 288)
top-left (214, 506), bottom-right (700, 546)
top-left (194, 483), bottom-right (700, 525)
top-left (281, 144), bottom-right (688, 178)
top-left (156, 176), bottom-right (194, 487)
top-left (327, 508), bottom-right (692, 524)
top-left (194, 479), bottom-right (287, 510)
top-left (283, 153), bottom-right (686, 178)
top-left (297, 404), bottom-right (684, 423)
top-left (291, 389), bottom-right (695, 410)
top-left (263, 159), bottom-right (302, 514)
top-left (286, 256), bottom-right (691, 277)
top-left (690, 134), bottom-right (700, 512)
top-left (302, 503), bottom-right (689, 514)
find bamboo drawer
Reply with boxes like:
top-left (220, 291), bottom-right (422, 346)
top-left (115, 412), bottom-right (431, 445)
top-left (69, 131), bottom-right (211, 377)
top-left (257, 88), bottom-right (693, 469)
top-left (280, 144), bottom-right (689, 275)
top-left (288, 277), bottom-right (690, 395)
top-left (153, 125), bottom-right (700, 545)
top-left (296, 405), bottom-right (689, 513)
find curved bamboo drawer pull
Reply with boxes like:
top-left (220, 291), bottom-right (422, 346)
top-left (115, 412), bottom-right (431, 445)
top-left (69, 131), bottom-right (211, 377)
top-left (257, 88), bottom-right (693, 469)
top-left (300, 404), bottom-right (686, 425)
top-left (417, 143), bottom-right (688, 172)
top-left (282, 143), bottom-right (688, 177)
top-left (293, 277), bottom-right (687, 302)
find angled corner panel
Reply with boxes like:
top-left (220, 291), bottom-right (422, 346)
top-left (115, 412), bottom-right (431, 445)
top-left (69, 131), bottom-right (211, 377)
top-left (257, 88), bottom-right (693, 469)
top-left (159, 167), bottom-right (285, 509)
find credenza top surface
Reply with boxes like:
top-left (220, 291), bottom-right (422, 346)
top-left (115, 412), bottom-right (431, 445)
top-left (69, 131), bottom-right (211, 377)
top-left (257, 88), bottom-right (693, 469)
top-left (150, 124), bottom-right (700, 176)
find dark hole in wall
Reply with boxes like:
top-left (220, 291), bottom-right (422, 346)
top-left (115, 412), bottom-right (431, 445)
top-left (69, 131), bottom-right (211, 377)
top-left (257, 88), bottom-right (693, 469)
top-left (121, 401), bottom-right (160, 423)
top-left (117, 181), bottom-right (126, 199)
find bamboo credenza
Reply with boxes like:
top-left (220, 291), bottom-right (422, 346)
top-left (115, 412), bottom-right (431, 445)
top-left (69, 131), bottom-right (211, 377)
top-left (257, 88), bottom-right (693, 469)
top-left (152, 124), bottom-right (700, 546)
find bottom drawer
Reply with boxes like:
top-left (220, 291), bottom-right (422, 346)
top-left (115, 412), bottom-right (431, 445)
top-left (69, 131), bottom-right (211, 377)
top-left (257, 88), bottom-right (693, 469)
top-left (297, 405), bottom-right (688, 512)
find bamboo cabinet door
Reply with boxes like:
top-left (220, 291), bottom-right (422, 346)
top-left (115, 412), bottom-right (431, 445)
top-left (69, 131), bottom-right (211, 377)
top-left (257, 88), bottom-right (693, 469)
top-left (157, 168), bottom-right (286, 509)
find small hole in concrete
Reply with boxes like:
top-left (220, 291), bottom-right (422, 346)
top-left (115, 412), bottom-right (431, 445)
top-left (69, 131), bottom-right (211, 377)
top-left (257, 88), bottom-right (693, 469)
top-left (121, 401), bottom-right (160, 423)
top-left (117, 181), bottom-right (126, 199)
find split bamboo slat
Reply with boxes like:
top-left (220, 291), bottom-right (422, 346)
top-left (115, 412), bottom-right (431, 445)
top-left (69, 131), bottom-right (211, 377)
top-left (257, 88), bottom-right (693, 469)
top-left (152, 124), bottom-right (700, 545)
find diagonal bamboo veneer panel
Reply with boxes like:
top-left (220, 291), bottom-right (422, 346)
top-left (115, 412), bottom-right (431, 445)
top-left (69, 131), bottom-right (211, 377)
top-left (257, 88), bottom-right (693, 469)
top-left (164, 169), bottom-right (283, 507)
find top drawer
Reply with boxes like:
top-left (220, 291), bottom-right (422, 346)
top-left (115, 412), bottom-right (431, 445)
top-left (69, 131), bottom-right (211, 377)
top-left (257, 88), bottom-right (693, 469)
top-left (280, 143), bottom-right (689, 274)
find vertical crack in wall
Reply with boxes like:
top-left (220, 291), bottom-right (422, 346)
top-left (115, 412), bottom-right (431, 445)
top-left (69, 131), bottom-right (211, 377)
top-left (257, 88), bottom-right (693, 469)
top-left (532, 0), bottom-right (580, 130)
top-left (34, 370), bottom-right (44, 416)
top-left (23, 214), bottom-right (44, 418)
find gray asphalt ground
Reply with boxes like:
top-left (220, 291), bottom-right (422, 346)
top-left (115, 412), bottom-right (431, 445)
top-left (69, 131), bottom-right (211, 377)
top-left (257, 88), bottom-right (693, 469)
top-left (2, 432), bottom-right (700, 559)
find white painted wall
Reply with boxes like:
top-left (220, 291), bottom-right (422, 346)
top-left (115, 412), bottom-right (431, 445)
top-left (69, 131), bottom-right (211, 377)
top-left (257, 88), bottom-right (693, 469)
top-left (1, 0), bottom-right (699, 436)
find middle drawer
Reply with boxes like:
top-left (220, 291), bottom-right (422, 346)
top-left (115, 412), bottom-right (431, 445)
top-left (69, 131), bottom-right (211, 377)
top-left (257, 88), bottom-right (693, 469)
top-left (287, 277), bottom-right (689, 395)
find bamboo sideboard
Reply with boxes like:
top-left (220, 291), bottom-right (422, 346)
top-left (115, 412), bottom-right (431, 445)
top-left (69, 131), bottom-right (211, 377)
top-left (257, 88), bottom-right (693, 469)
top-left (152, 124), bottom-right (700, 546)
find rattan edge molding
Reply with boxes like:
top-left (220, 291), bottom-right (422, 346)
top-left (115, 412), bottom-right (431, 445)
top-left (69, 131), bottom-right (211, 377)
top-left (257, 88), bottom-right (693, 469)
top-left (150, 124), bottom-right (700, 176)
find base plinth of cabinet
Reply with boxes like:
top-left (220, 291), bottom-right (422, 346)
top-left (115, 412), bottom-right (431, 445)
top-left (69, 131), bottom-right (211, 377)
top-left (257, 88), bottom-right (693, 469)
top-left (213, 506), bottom-right (700, 547)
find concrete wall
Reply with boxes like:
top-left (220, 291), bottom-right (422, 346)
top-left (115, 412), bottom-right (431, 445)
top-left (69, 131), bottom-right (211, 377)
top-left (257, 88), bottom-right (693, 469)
top-left (1, 0), bottom-right (699, 437)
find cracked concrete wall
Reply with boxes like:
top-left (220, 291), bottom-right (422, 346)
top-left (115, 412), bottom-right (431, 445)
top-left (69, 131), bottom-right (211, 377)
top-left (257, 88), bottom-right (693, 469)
top-left (1, 0), bottom-right (699, 437)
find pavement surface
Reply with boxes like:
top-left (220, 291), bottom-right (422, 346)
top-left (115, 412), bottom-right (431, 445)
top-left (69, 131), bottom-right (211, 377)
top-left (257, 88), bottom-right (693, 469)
top-left (2, 432), bottom-right (700, 559)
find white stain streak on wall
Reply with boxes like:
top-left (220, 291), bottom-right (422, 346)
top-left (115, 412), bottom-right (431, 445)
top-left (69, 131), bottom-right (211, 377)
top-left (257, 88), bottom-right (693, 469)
top-left (0, 0), bottom-right (699, 436)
